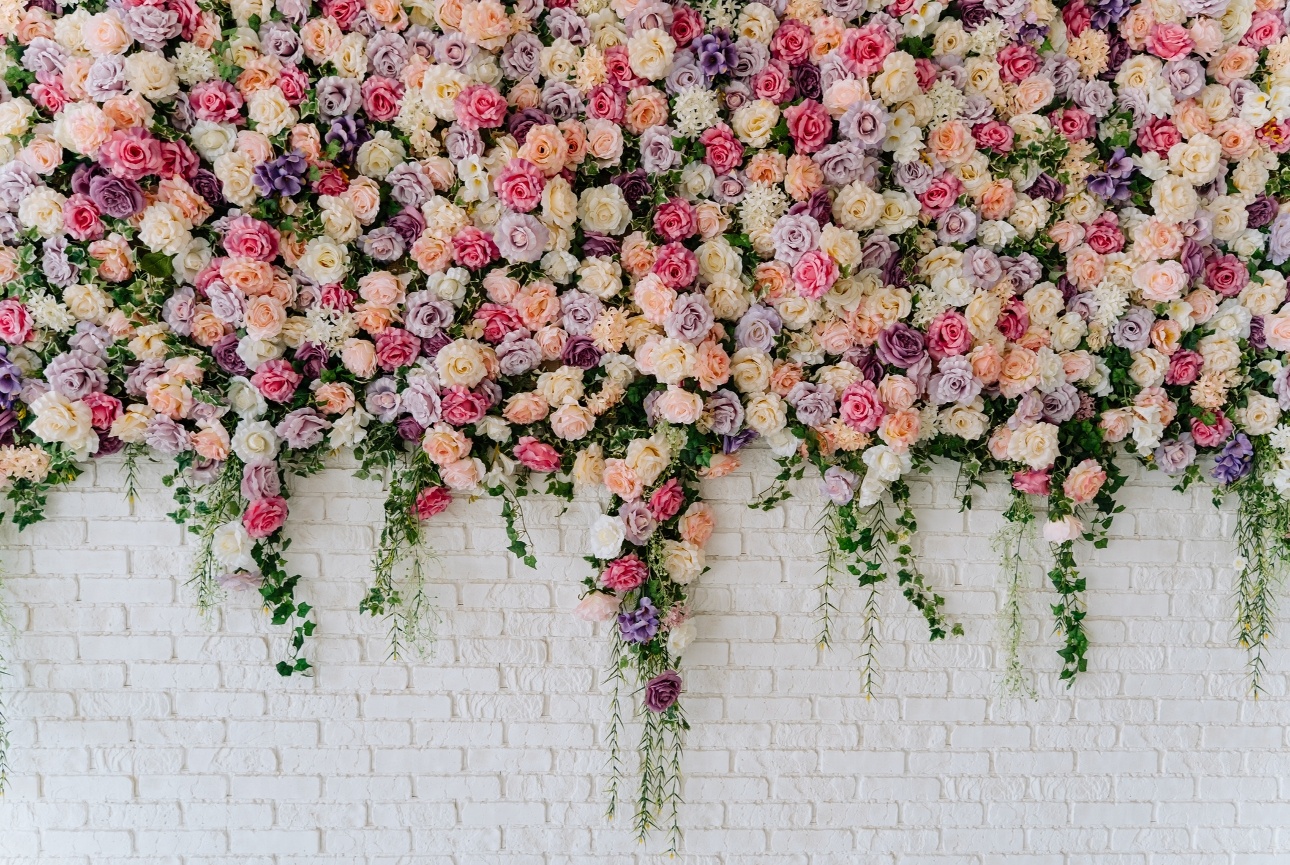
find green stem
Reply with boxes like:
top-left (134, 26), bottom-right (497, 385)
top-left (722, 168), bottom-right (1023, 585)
top-left (994, 495), bottom-right (1036, 698)
top-left (1048, 540), bottom-right (1088, 684)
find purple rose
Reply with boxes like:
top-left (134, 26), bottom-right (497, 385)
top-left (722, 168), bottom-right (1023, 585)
top-left (644, 670), bottom-right (683, 713)
top-left (820, 466), bottom-right (858, 505)
top-left (664, 293), bottom-right (715, 344)
top-left (212, 334), bottom-right (249, 376)
top-left (1154, 434), bottom-right (1196, 476)
top-left (561, 335), bottom-right (602, 370)
top-left (44, 350), bottom-right (108, 399)
top-left (619, 500), bottom-right (657, 545)
top-left (927, 356), bottom-right (981, 406)
top-left (365, 377), bottom-right (403, 423)
top-left (876, 323), bottom-right (927, 370)
top-left (1112, 307), bottom-right (1154, 352)
top-left (735, 305), bottom-right (782, 353)
top-left (704, 389), bottom-right (744, 436)
top-left (275, 408), bottom-right (330, 449)
top-left (787, 382), bottom-right (836, 427)
top-left (241, 460), bottom-right (281, 501)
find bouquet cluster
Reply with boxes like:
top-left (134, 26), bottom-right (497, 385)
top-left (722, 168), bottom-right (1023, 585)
top-left (4, 0), bottom-right (1290, 843)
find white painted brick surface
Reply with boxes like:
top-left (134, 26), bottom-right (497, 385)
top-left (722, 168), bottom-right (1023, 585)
top-left (0, 448), bottom-right (1287, 863)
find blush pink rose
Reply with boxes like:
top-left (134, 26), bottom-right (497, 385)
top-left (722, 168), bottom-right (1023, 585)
top-left (839, 380), bottom-right (885, 433)
top-left (1165, 350), bottom-right (1203, 385)
top-left (653, 198), bottom-right (697, 243)
top-left (63, 194), bottom-right (104, 242)
top-left (652, 243), bottom-right (699, 289)
top-left (243, 496), bottom-right (288, 539)
top-left (973, 121), bottom-right (1015, 154)
top-left (587, 84), bottom-right (626, 122)
top-left (792, 249), bottom-right (839, 300)
top-left (1062, 459), bottom-right (1107, 504)
top-left (1146, 23), bottom-right (1193, 60)
top-left (223, 215), bottom-right (280, 261)
top-left (440, 386), bottom-right (490, 427)
top-left (361, 76), bottom-right (404, 121)
top-left (919, 173), bottom-right (963, 217)
top-left (189, 80), bottom-right (244, 123)
top-left (515, 435), bottom-right (562, 472)
top-left (840, 22), bottom-right (894, 76)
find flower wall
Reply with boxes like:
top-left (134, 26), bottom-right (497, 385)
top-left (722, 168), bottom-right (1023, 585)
top-left (2, 0), bottom-right (1290, 847)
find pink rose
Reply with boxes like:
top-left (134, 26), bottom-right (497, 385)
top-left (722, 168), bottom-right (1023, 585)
top-left (996, 298), bottom-right (1029, 342)
top-left (972, 121), bottom-right (1014, 154)
top-left (1242, 10), bottom-right (1285, 48)
top-left (919, 173), bottom-right (963, 217)
top-left (223, 215), bottom-right (280, 261)
top-left (82, 391), bottom-right (122, 431)
top-left (770, 19), bottom-right (812, 64)
top-left (698, 124), bottom-right (744, 175)
top-left (1204, 254), bottom-right (1248, 297)
top-left (648, 477), bottom-right (684, 521)
top-left (375, 327), bottom-right (421, 372)
top-left (277, 65), bottom-right (309, 105)
top-left (927, 311), bottom-right (972, 359)
top-left (452, 226), bottom-right (499, 270)
top-left (652, 243), bottom-right (699, 289)
top-left (840, 23), bottom-right (894, 76)
top-left (1146, 23), bottom-right (1193, 60)
top-left (99, 127), bottom-right (163, 181)
top-left (474, 303), bottom-right (524, 344)
top-left (361, 76), bottom-right (404, 121)
top-left (586, 84), bottom-right (626, 122)
top-left (1165, 350), bottom-right (1203, 386)
top-left (515, 435), bottom-right (562, 472)
top-left (454, 84), bottom-right (508, 130)
top-left (1012, 468), bottom-right (1051, 495)
top-left (1191, 412), bottom-right (1233, 449)
top-left (997, 43), bottom-right (1039, 82)
top-left (189, 81), bottom-right (244, 123)
top-left (440, 386), bottom-right (489, 427)
top-left (839, 380), bottom-right (885, 433)
top-left (1043, 515), bottom-right (1084, 543)
top-left (792, 249), bottom-right (839, 300)
top-left (1137, 117), bottom-right (1181, 156)
top-left (783, 99), bottom-right (832, 154)
top-left (751, 59), bottom-right (793, 103)
top-left (243, 496), bottom-right (288, 539)
top-left (653, 198), bottom-right (697, 243)
top-left (1051, 107), bottom-right (1095, 142)
top-left (1084, 216), bottom-right (1124, 255)
top-left (600, 554), bottom-right (649, 591)
top-left (413, 485), bottom-right (452, 520)
top-left (251, 359), bottom-right (302, 403)
top-left (494, 158), bottom-right (546, 213)
top-left (63, 194), bottom-right (104, 242)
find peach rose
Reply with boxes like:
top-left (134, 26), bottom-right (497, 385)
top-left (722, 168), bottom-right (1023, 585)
top-left (503, 392), bottom-right (550, 424)
top-left (602, 458), bottom-right (644, 500)
top-left (340, 338), bottom-right (377, 379)
top-left (679, 501), bottom-right (715, 546)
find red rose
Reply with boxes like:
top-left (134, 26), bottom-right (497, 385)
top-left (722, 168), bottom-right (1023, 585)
top-left (413, 486), bottom-right (452, 520)
top-left (515, 436), bottom-right (562, 473)
top-left (374, 327), bottom-right (421, 371)
top-left (648, 478), bottom-right (685, 521)
top-left (1063, 0), bottom-right (1091, 36)
top-left (1205, 254), bottom-right (1249, 297)
top-left (243, 496), bottom-right (288, 539)
top-left (251, 359), bottom-right (303, 403)
top-left (312, 166), bottom-right (349, 196)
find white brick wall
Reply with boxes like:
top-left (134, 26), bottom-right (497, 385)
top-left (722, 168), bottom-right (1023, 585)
top-left (1, 449), bottom-right (1287, 864)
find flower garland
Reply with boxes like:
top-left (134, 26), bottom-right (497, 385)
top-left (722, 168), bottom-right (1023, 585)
top-left (0, 0), bottom-right (1289, 842)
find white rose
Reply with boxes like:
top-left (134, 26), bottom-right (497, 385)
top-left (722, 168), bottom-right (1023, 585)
top-left (661, 540), bottom-right (704, 585)
top-left (1239, 393), bottom-right (1281, 436)
top-left (356, 130), bottom-right (406, 179)
top-left (29, 391), bottom-right (97, 459)
top-left (227, 377), bottom-right (268, 419)
top-left (232, 419), bottom-right (280, 463)
top-left (626, 28), bottom-right (674, 80)
top-left (588, 513), bottom-right (626, 559)
top-left (578, 185), bottom-right (632, 235)
top-left (328, 406), bottom-right (372, 449)
top-left (667, 621), bottom-right (696, 655)
top-left (236, 336), bottom-right (284, 372)
top-left (1006, 422), bottom-right (1059, 470)
top-left (862, 444), bottom-right (911, 483)
top-left (212, 520), bottom-right (256, 571)
top-left (298, 237), bottom-right (350, 285)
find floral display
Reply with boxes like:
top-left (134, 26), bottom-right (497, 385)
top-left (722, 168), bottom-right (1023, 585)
top-left (2, 0), bottom-right (1290, 844)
